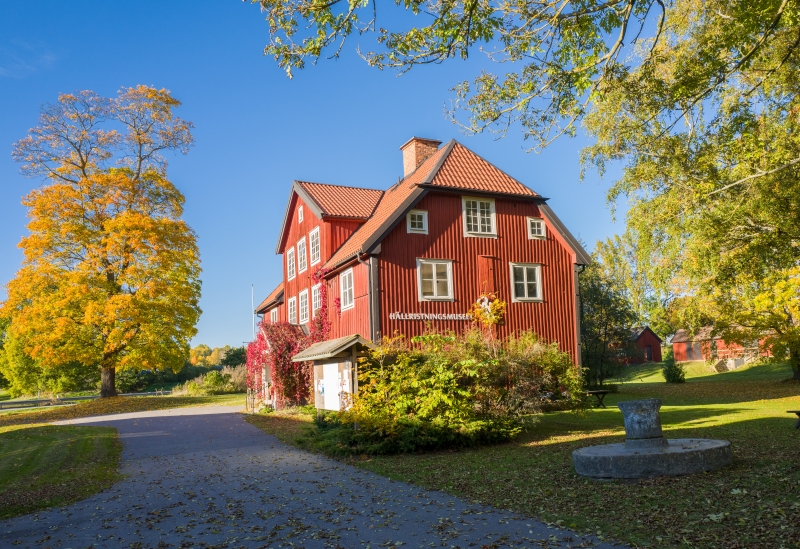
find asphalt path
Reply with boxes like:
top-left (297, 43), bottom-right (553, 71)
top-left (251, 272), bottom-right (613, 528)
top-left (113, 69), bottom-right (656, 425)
top-left (0, 406), bottom-right (621, 549)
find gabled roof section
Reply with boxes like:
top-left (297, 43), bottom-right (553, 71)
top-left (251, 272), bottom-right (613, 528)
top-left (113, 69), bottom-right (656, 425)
top-left (297, 181), bottom-right (384, 219)
top-left (631, 326), bottom-right (662, 343)
top-left (254, 282), bottom-right (284, 314)
top-left (323, 142), bottom-right (452, 268)
top-left (671, 326), bottom-right (716, 343)
top-left (291, 334), bottom-right (374, 362)
top-left (275, 181), bottom-right (384, 254)
top-left (427, 142), bottom-right (538, 196)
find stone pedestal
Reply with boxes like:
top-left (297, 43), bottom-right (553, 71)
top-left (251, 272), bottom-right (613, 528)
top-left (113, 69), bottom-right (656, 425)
top-left (572, 398), bottom-right (733, 479)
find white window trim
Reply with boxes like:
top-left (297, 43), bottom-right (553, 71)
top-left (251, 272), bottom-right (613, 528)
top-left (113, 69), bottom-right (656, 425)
top-left (461, 196), bottom-right (497, 238)
top-left (298, 205), bottom-right (304, 222)
top-left (286, 247), bottom-right (296, 280)
top-left (406, 209), bottom-right (429, 235)
top-left (527, 217), bottom-right (547, 240)
top-left (298, 288), bottom-right (309, 323)
top-left (340, 268), bottom-right (355, 311)
top-left (288, 296), bottom-right (297, 324)
top-left (270, 308), bottom-right (278, 323)
top-left (297, 237), bottom-right (307, 273)
top-left (312, 283), bottom-right (321, 317)
top-left (416, 258), bottom-right (454, 302)
top-left (309, 227), bottom-right (321, 266)
top-left (509, 263), bottom-right (543, 303)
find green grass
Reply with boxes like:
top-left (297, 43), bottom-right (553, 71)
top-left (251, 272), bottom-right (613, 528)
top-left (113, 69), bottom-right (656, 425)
top-left (0, 423), bottom-right (122, 519)
top-left (0, 393), bottom-right (245, 426)
top-left (247, 363), bottom-right (800, 548)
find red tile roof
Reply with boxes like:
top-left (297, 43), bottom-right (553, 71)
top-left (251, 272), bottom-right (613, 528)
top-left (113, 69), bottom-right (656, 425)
top-left (324, 145), bottom-right (450, 268)
top-left (429, 142), bottom-right (537, 196)
top-left (255, 282), bottom-right (283, 314)
top-left (297, 181), bottom-right (383, 219)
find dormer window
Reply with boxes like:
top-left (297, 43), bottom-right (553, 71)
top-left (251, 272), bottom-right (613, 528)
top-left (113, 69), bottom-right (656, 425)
top-left (407, 210), bottom-right (428, 234)
top-left (527, 217), bottom-right (546, 239)
top-left (462, 197), bottom-right (496, 237)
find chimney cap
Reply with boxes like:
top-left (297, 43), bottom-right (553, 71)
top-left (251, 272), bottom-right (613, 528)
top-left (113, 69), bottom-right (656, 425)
top-left (399, 136), bottom-right (442, 151)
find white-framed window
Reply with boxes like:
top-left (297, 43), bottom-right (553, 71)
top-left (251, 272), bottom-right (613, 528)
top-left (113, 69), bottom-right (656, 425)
top-left (298, 205), bottom-right (304, 222)
top-left (297, 237), bottom-right (307, 273)
top-left (462, 197), bottom-right (496, 237)
top-left (309, 227), bottom-right (321, 265)
top-left (270, 308), bottom-right (278, 323)
top-left (340, 268), bottom-right (354, 310)
top-left (510, 263), bottom-right (542, 302)
top-left (407, 210), bottom-right (428, 234)
top-left (299, 289), bottom-right (309, 323)
top-left (417, 259), bottom-right (454, 301)
top-left (288, 296), bottom-right (297, 324)
top-left (527, 217), bottom-right (546, 240)
top-left (286, 247), bottom-right (296, 280)
top-left (312, 283), bottom-right (321, 317)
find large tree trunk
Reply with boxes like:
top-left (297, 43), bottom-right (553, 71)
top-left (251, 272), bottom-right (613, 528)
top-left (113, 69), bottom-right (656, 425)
top-left (100, 367), bottom-right (117, 397)
top-left (789, 346), bottom-right (800, 381)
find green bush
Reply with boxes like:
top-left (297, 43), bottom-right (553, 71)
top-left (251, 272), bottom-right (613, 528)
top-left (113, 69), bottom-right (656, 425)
top-left (300, 329), bottom-right (584, 456)
top-left (662, 348), bottom-right (686, 383)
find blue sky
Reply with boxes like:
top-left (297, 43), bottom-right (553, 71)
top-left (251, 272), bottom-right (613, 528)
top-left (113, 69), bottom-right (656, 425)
top-left (0, 1), bottom-right (625, 349)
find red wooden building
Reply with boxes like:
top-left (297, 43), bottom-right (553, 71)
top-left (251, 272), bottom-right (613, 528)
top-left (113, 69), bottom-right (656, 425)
top-left (629, 326), bottom-right (663, 363)
top-left (256, 138), bottom-right (591, 408)
top-left (671, 327), bottom-right (770, 363)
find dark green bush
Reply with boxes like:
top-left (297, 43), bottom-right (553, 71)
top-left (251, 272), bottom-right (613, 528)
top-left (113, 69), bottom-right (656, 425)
top-left (662, 348), bottom-right (686, 383)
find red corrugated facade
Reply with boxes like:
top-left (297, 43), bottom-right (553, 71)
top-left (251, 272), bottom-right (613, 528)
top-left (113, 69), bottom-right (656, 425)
top-left (629, 327), bottom-right (663, 363)
top-left (258, 138), bottom-right (590, 364)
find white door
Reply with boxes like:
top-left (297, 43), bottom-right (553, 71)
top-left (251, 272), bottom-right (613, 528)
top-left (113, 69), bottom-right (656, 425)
top-left (322, 362), bottom-right (340, 411)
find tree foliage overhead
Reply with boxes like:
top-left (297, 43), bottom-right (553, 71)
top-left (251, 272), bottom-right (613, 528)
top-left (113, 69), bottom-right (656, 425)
top-left (2, 86), bottom-right (202, 396)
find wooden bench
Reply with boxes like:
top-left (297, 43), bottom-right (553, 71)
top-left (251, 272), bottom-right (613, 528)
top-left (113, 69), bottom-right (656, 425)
top-left (587, 390), bottom-right (611, 408)
top-left (789, 411), bottom-right (800, 430)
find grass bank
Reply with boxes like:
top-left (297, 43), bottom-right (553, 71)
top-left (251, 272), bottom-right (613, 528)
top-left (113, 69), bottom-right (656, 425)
top-left (247, 363), bottom-right (800, 548)
top-left (0, 393), bottom-right (245, 428)
top-left (0, 424), bottom-right (122, 520)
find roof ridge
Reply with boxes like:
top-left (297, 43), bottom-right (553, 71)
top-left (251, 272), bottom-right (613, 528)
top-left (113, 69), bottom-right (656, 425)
top-left (298, 180), bottom-right (385, 194)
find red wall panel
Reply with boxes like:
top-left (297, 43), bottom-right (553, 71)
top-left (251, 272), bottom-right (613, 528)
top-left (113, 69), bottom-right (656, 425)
top-left (377, 192), bottom-right (580, 361)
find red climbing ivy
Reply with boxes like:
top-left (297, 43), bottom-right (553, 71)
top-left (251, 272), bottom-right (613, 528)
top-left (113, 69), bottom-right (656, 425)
top-left (247, 267), bottom-right (333, 407)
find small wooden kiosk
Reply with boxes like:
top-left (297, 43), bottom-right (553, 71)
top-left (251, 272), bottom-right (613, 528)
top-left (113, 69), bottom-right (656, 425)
top-left (292, 334), bottom-right (374, 412)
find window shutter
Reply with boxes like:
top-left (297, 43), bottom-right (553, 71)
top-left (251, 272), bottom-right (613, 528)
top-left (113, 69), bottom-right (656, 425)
top-left (478, 255), bottom-right (496, 294)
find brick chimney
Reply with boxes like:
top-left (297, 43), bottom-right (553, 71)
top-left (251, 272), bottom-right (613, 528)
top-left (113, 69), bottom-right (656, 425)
top-left (400, 137), bottom-right (442, 177)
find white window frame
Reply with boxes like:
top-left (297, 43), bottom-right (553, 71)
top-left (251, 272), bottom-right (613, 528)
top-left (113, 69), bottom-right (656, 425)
top-left (407, 210), bottom-right (428, 234)
top-left (270, 308), bottom-right (278, 323)
top-left (286, 247), bottom-right (296, 280)
top-left (312, 283), bottom-right (321, 317)
top-left (297, 237), bottom-right (307, 273)
top-left (309, 227), bottom-right (321, 266)
top-left (462, 196), bottom-right (497, 237)
top-left (416, 259), bottom-right (454, 302)
top-left (298, 289), bottom-right (309, 323)
top-left (527, 217), bottom-right (546, 240)
top-left (288, 296), bottom-right (297, 324)
top-left (340, 268), bottom-right (355, 311)
top-left (509, 263), bottom-right (543, 302)
top-left (298, 205), bottom-right (304, 222)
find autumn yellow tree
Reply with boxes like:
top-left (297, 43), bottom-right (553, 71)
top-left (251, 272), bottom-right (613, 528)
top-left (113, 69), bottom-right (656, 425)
top-left (2, 86), bottom-right (202, 397)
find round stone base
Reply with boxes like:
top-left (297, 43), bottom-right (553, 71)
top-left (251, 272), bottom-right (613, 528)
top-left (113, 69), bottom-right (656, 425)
top-left (572, 438), bottom-right (732, 479)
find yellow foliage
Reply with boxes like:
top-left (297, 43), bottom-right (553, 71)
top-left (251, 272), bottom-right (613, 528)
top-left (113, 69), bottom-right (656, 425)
top-left (468, 292), bottom-right (507, 328)
top-left (1, 87), bottom-right (201, 382)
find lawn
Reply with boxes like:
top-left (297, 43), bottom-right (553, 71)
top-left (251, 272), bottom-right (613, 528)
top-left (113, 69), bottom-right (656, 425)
top-left (0, 392), bottom-right (245, 427)
top-left (0, 423), bottom-right (122, 520)
top-left (247, 363), bottom-right (800, 548)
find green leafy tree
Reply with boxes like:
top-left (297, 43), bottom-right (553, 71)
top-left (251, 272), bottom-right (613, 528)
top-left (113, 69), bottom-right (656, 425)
top-left (580, 258), bottom-right (638, 386)
top-left (221, 346), bottom-right (246, 367)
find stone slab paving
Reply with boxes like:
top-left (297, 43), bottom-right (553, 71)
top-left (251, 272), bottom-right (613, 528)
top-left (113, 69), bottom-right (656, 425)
top-left (0, 406), bottom-right (623, 549)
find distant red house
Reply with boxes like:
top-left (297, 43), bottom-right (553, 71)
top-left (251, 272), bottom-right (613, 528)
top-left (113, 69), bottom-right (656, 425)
top-left (671, 327), bottom-right (770, 362)
top-left (629, 326), bottom-right (662, 363)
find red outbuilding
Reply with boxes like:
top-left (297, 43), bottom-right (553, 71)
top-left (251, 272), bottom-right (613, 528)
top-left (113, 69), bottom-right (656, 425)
top-left (629, 326), bottom-right (663, 363)
top-left (256, 138), bottom-right (591, 409)
top-left (671, 327), bottom-right (770, 363)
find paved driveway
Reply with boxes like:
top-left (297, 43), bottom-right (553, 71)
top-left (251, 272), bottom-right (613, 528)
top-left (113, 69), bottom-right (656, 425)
top-left (0, 406), bottom-right (619, 548)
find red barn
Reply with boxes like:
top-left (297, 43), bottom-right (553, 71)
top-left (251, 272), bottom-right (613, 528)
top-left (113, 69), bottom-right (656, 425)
top-left (256, 138), bottom-right (591, 408)
top-left (671, 327), bottom-right (770, 363)
top-left (629, 326), bottom-right (663, 363)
